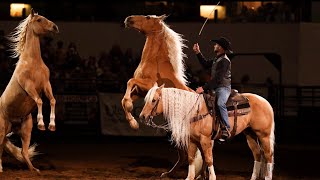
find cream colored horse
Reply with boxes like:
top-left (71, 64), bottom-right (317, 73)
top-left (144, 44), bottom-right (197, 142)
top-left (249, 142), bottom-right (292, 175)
top-left (0, 9), bottom-right (59, 173)
top-left (140, 84), bottom-right (275, 180)
top-left (123, 15), bottom-right (204, 178)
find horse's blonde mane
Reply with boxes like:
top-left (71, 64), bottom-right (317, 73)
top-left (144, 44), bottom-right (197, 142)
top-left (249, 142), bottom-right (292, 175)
top-left (144, 85), bottom-right (158, 103)
top-left (7, 14), bottom-right (33, 58)
top-left (161, 88), bottom-right (203, 150)
top-left (161, 21), bottom-right (188, 85)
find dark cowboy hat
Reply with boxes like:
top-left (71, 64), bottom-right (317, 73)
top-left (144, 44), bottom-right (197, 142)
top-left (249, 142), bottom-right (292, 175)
top-left (210, 37), bottom-right (233, 53)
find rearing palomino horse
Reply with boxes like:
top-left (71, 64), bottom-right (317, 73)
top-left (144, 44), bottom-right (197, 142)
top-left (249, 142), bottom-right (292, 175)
top-left (123, 15), bottom-right (204, 178)
top-left (123, 14), bottom-right (190, 129)
top-left (0, 9), bottom-right (59, 173)
top-left (140, 84), bottom-right (275, 180)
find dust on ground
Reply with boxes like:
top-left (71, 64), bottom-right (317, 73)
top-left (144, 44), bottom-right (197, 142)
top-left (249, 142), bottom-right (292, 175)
top-left (0, 135), bottom-right (318, 180)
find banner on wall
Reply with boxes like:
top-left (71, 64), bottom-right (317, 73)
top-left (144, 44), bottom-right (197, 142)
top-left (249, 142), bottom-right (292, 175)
top-left (55, 95), bottom-right (99, 125)
top-left (98, 93), bottom-right (167, 136)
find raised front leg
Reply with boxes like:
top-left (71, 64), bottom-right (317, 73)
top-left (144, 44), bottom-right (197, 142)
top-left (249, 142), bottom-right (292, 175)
top-left (21, 114), bottom-right (40, 174)
top-left (122, 78), bottom-right (154, 129)
top-left (44, 82), bottom-right (56, 131)
top-left (22, 80), bottom-right (45, 131)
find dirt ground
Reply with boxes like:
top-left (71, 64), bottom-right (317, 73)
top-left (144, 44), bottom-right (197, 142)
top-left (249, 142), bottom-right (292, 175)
top-left (0, 134), bottom-right (319, 180)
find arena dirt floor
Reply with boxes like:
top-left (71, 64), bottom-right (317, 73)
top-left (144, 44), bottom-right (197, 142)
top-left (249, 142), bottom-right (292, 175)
top-left (0, 132), bottom-right (319, 180)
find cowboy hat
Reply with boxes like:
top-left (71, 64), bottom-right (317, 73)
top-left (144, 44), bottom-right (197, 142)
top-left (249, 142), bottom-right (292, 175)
top-left (210, 36), bottom-right (233, 53)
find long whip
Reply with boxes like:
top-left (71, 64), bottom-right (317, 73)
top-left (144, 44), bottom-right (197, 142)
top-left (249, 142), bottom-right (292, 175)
top-left (198, 1), bottom-right (221, 36)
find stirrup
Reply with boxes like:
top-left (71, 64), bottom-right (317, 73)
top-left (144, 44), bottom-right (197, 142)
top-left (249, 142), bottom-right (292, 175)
top-left (218, 129), bottom-right (230, 142)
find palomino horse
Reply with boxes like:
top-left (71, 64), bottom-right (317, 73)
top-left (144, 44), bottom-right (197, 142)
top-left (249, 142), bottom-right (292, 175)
top-left (123, 15), bottom-right (204, 177)
top-left (123, 14), bottom-right (190, 129)
top-left (0, 9), bottom-right (59, 173)
top-left (140, 84), bottom-right (275, 180)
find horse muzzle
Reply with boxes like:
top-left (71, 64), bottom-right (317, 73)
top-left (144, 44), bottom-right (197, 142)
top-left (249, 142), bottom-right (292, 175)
top-left (124, 17), bottom-right (134, 28)
top-left (52, 24), bottom-right (59, 33)
top-left (139, 113), bottom-right (151, 124)
top-left (139, 113), bottom-right (146, 122)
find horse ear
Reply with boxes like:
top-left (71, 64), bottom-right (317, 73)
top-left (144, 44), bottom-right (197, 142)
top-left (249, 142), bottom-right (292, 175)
top-left (153, 82), bottom-right (158, 87)
top-left (31, 8), bottom-right (35, 17)
top-left (159, 14), bottom-right (169, 21)
top-left (159, 84), bottom-right (165, 89)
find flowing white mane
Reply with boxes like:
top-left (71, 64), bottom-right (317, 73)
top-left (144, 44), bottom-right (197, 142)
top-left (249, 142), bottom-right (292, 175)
top-left (144, 85), bottom-right (158, 103)
top-left (161, 21), bottom-right (188, 85)
top-left (145, 86), bottom-right (203, 150)
top-left (7, 14), bottom-right (33, 58)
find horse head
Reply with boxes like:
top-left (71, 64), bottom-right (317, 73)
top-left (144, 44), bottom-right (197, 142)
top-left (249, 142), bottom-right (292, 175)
top-left (139, 83), bottom-right (165, 123)
top-left (29, 9), bottom-right (59, 35)
top-left (124, 14), bottom-right (168, 34)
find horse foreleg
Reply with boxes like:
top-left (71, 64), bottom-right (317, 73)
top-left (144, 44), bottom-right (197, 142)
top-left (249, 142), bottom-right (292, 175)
top-left (186, 141), bottom-right (198, 180)
top-left (21, 114), bottom-right (40, 174)
top-left (44, 82), bottom-right (56, 131)
top-left (200, 136), bottom-right (215, 180)
top-left (23, 81), bottom-right (45, 131)
top-left (122, 78), bottom-right (154, 129)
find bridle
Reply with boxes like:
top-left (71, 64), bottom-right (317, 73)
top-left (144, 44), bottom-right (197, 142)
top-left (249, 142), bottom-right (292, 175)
top-left (146, 93), bottom-right (161, 124)
top-left (145, 92), bottom-right (167, 129)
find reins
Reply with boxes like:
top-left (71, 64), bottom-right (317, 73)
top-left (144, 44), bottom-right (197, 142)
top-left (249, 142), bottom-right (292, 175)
top-left (146, 93), bottom-right (169, 130)
top-left (147, 94), bottom-right (161, 124)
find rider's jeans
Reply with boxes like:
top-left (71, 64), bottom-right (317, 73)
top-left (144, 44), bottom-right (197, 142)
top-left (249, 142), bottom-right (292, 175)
top-left (215, 86), bottom-right (231, 129)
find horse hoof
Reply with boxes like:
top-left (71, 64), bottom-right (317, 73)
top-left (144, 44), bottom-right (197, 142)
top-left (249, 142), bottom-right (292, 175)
top-left (34, 168), bottom-right (41, 175)
top-left (37, 124), bottom-right (46, 131)
top-left (129, 119), bottom-right (139, 130)
top-left (48, 124), bottom-right (56, 131)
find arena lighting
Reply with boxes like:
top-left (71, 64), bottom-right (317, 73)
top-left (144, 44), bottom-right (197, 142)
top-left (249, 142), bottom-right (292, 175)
top-left (10, 3), bottom-right (31, 17)
top-left (200, 5), bottom-right (226, 20)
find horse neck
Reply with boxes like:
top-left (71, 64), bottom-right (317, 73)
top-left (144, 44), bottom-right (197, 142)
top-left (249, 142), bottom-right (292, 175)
top-left (141, 33), bottom-right (167, 63)
top-left (20, 27), bottom-right (42, 63)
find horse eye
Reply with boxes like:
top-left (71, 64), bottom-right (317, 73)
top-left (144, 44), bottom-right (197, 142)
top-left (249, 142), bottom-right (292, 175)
top-left (146, 16), bottom-right (151, 20)
top-left (152, 99), bottom-right (156, 103)
top-left (37, 19), bottom-right (42, 22)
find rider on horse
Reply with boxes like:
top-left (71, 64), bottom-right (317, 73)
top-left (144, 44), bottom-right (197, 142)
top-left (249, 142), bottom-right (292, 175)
top-left (193, 36), bottom-right (233, 142)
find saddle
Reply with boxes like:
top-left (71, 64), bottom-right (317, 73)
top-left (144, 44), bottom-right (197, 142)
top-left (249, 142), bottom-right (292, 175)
top-left (203, 89), bottom-right (251, 140)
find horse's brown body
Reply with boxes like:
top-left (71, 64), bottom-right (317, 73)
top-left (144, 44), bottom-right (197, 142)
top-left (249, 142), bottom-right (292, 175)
top-left (0, 9), bottom-right (58, 173)
top-left (140, 86), bottom-right (275, 180)
top-left (122, 15), bottom-right (202, 178)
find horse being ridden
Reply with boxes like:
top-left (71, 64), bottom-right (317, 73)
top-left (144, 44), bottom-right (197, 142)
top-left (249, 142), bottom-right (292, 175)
top-left (140, 84), bottom-right (275, 180)
top-left (123, 15), bottom-right (204, 178)
top-left (0, 9), bottom-right (59, 173)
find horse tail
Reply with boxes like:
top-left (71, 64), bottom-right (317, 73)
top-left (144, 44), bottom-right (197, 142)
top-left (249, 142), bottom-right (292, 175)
top-left (4, 137), bottom-right (39, 162)
top-left (259, 114), bottom-right (275, 178)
